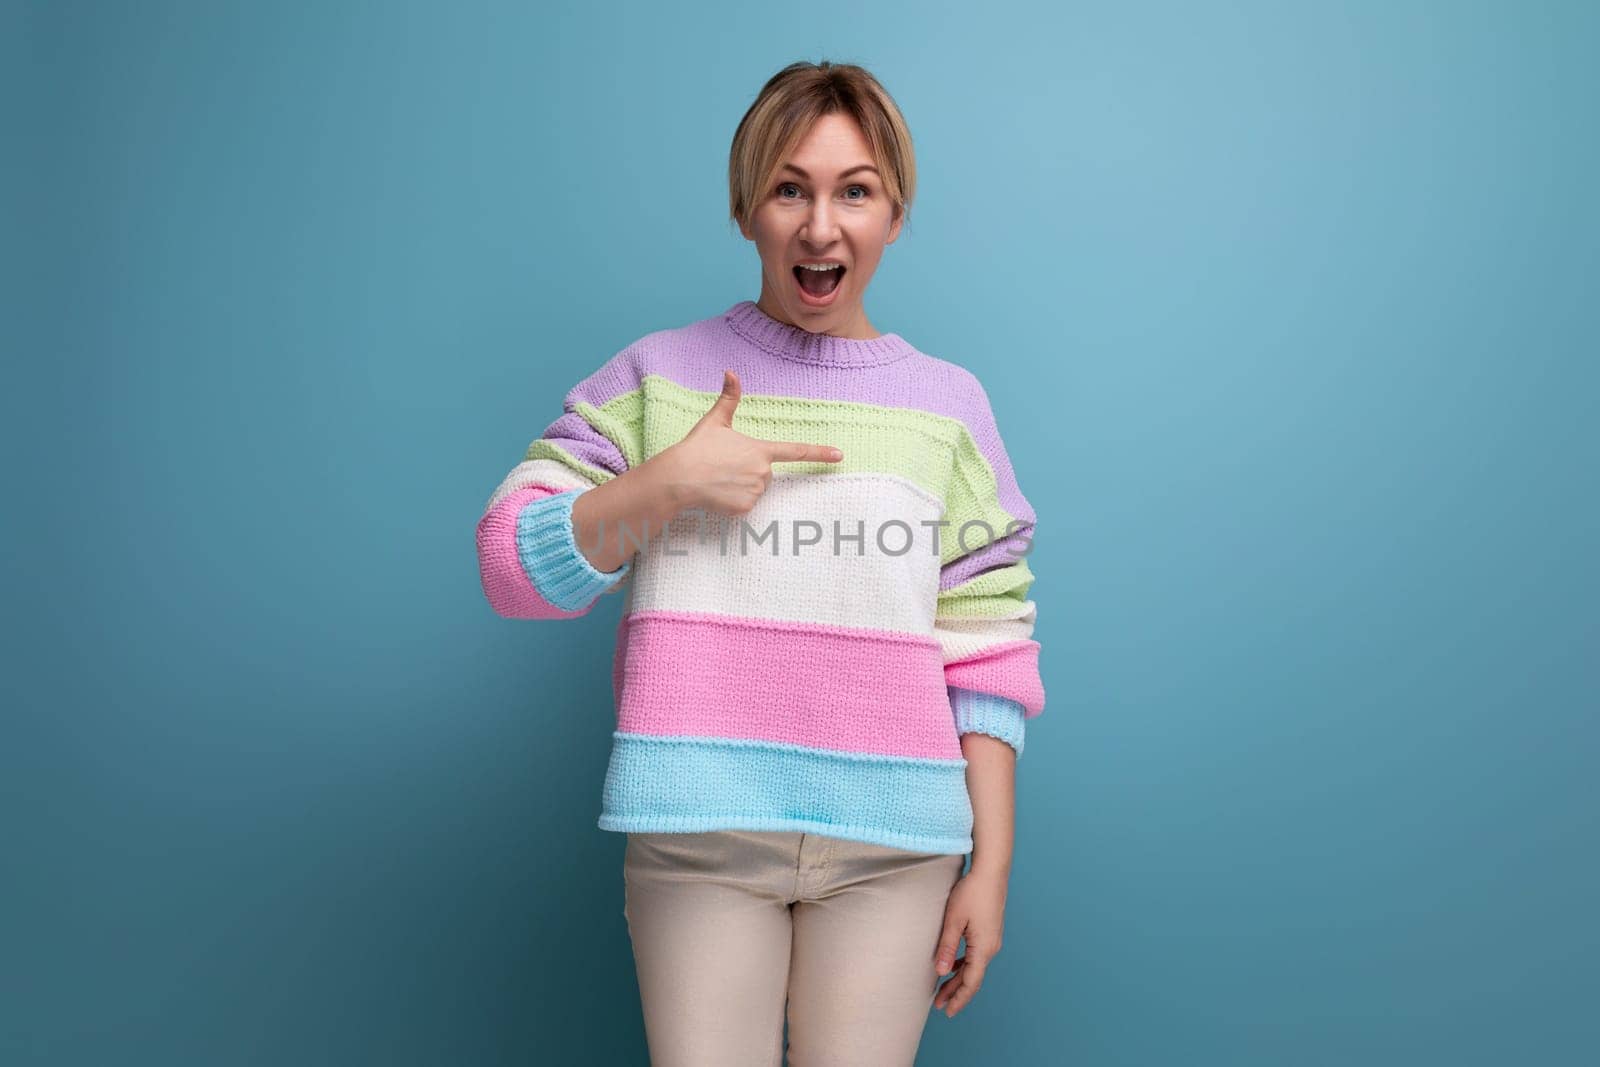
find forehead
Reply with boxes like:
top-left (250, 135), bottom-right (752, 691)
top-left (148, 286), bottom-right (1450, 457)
top-left (784, 112), bottom-right (877, 171)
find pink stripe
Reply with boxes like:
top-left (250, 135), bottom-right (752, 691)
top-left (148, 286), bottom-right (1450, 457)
top-left (945, 639), bottom-right (1046, 718)
top-left (614, 610), bottom-right (962, 759)
top-left (476, 485), bottom-right (591, 619)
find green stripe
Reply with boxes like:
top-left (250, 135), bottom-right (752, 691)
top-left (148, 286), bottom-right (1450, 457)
top-left (522, 439), bottom-right (616, 485)
top-left (567, 375), bottom-right (1021, 566)
top-left (576, 390), bottom-right (647, 469)
top-left (938, 558), bottom-right (1035, 619)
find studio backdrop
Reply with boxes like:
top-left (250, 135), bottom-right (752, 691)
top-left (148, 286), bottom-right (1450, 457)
top-left (6, 1), bottom-right (1594, 1064)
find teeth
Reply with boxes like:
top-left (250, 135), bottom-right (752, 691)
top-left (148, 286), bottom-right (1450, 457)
top-left (797, 263), bottom-right (843, 271)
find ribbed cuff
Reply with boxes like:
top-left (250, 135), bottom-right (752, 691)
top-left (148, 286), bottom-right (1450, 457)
top-left (950, 686), bottom-right (1027, 760)
top-left (514, 489), bottom-right (632, 611)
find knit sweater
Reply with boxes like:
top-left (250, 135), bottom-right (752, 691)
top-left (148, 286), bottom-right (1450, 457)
top-left (476, 300), bottom-right (1044, 855)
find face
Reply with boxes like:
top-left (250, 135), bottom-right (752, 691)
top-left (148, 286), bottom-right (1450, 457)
top-left (739, 111), bottom-right (903, 339)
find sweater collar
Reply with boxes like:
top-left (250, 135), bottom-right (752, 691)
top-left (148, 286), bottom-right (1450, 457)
top-left (723, 300), bottom-right (915, 368)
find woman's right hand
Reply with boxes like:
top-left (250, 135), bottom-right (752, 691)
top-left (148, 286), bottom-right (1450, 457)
top-left (647, 369), bottom-right (844, 518)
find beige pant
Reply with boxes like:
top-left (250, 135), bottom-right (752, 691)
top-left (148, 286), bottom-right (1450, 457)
top-left (622, 829), bottom-right (967, 1066)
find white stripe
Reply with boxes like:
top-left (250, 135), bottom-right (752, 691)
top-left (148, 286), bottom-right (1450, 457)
top-left (935, 601), bottom-right (1037, 665)
top-left (625, 472), bottom-right (946, 634)
top-left (485, 458), bottom-right (596, 512)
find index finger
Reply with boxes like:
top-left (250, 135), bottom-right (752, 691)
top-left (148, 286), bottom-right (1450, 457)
top-left (762, 440), bottom-right (843, 463)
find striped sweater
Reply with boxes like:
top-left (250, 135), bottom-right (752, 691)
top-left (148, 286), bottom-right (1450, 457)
top-left (476, 300), bottom-right (1044, 855)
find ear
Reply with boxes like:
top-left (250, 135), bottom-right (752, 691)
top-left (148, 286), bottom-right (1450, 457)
top-left (737, 215), bottom-right (754, 242)
top-left (885, 208), bottom-right (904, 246)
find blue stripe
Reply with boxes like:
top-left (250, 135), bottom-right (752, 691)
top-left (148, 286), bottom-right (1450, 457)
top-left (597, 732), bottom-right (974, 855)
top-left (514, 488), bottom-right (630, 610)
top-left (949, 686), bottom-right (1027, 759)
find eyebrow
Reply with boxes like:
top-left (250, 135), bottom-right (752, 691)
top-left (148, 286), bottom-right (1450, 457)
top-left (778, 163), bottom-right (880, 180)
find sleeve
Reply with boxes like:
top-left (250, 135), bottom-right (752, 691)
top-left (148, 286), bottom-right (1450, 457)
top-left (476, 353), bottom-right (644, 620)
top-left (937, 376), bottom-right (1044, 760)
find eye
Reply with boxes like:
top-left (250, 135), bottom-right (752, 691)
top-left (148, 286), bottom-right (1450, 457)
top-left (776, 182), bottom-right (871, 202)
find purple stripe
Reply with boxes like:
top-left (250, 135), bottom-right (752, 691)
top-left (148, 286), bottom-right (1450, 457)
top-left (939, 525), bottom-right (1035, 591)
top-left (536, 410), bottom-right (628, 480)
top-left (556, 302), bottom-right (1036, 525)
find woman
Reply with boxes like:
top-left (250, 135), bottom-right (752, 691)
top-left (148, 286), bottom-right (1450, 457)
top-left (476, 60), bottom-right (1044, 1065)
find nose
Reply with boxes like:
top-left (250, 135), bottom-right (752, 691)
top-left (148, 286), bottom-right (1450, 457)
top-left (800, 199), bottom-right (842, 246)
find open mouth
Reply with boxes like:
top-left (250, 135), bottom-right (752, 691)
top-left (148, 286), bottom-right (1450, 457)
top-left (793, 263), bottom-right (846, 299)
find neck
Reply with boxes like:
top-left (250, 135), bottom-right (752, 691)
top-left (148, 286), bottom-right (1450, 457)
top-left (754, 278), bottom-right (881, 340)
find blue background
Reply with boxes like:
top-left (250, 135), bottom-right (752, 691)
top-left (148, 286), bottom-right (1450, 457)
top-left (6, 1), bottom-right (1596, 1063)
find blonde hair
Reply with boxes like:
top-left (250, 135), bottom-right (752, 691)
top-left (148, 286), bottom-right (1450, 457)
top-left (728, 60), bottom-right (916, 236)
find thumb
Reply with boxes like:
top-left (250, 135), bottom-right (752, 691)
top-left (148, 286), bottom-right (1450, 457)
top-left (697, 369), bottom-right (742, 429)
top-left (934, 917), bottom-right (965, 976)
